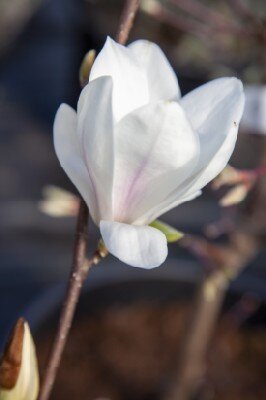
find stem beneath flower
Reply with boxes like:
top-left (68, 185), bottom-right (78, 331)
top-left (38, 200), bottom-right (98, 400)
top-left (38, 1), bottom-right (140, 399)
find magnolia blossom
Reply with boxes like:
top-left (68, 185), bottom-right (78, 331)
top-left (54, 37), bottom-right (244, 269)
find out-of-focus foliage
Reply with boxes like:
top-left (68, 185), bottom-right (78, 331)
top-left (79, 49), bottom-right (96, 87)
top-left (139, 0), bottom-right (266, 82)
top-left (0, 0), bottom-right (42, 54)
top-left (39, 186), bottom-right (79, 217)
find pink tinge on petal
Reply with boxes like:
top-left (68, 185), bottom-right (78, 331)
top-left (112, 100), bottom-right (199, 224)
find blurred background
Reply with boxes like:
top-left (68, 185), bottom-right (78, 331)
top-left (0, 0), bottom-right (266, 398)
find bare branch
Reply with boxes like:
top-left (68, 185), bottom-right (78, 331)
top-left (116, 0), bottom-right (140, 45)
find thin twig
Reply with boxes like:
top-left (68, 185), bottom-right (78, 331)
top-left (163, 26), bottom-right (266, 391)
top-left (170, 0), bottom-right (246, 36)
top-left (164, 233), bottom-right (258, 400)
top-left (116, 0), bottom-right (140, 45)
top-left (227, 0), bottom-right (257, 21)
top-left (164, 134), bottom-right (266, 400)
top-left (38, 200), bottom-right (91, 400)
top-left (38, 1), bottom-right (140, 399)
top-left (166, 274), bottom-right (226, 400)
top-left (144, 0), bottom-right (253, 42)
top-left (142, 0), bottom-right (210, 39)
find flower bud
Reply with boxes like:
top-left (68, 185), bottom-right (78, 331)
top-left (0, 319), bottom-right (39, 400)
top-left (79, 49), bottom-right (96, 88)
top-left (149, 220), bottom-right (184, 242)
top-left (141, 0), bottom-right (161, 15)
top-left (54, 37), bottom-right (244, 269)
top-left (219, 183), bottom-right (249, 207)
top-left (212, 165), bottom-right (257, 207)
top-left (39, 185), bottom-right (79, 217)
top-left (97, 238), bottom-right (109, 258)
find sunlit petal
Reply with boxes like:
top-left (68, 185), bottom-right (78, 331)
top-left (53, 104), bottom-right (99, 221)
top-left (128, 40), bottom-right (180, 101)
top-left (78, 76), bottom-right (114, 223)
top-left (180, 77), bottom-right (245, 193)
top-left (89, 37), bottom-right (149, 122)
top-left (112, 100), bottom-right (199, 223)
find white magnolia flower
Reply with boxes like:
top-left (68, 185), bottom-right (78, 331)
top-left (54, 37), bottom-right (244, 269)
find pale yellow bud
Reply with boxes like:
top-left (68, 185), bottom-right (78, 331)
top-left (219, 183), bottom-right (248, 207)
top-left (0, 319), bottom-right (39, 400)
top-left (97, 239), bottom-right (109, 259)
top-left (212, 165), bottom-right (241, 189)
top-left (39, 185), bottom-right (79, 217)
top-left (141, 0), bottom-right (161, 15)
top-left (79, 49), bottom-right (96, 88)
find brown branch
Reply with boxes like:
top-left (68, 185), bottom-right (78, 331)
top-left (116, 0), bottom-right (140, 45)
top-left (163, 73), bottom-right (266, 398)
top-left (165, 233), bottom-right (258, 400)
top-left (143, 0), bottom-right (210, 40)
top-left (38, 249), bottom-right (100, 400)
top-left (166, 273), bottom-right (226, 400)
top-left (164, 135), bottom-right (266, 400)
top-left (170, 0), bottom-right (247, 36)
top-left (38, 200), bottom-right (91, 400)
top-left (144, 0), bottom-right (253, 45)
top-left (38, 1), bottom-right (140, 399)
top-left (227, 0), bottom-right (257, 22)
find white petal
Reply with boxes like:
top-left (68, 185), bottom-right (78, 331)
top-left (135, 190), bottom-right (202, 225)
top-left (78, 76), bottom-right (114, 223)
top-left (112, 100), bottom-right (199, 224)
top-left (89, 37), bottom-right (149, 122)
top-left (180, 77), bottom-right (245, 194)
top-left (100, 221), bottom-right (167, 269)
top-left (128, 40), bottom-right (180, 101)
top-left (134, 78), bottom-right (244, 224)
top-left (53, 104), bottom-right (99, 221)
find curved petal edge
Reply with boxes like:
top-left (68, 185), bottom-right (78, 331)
top-left (100, 221), bottom-right (168, 269)
top-left (128, 39), bottom-right (180, 101)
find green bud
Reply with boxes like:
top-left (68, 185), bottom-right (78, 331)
top-left (149, 220), bottom-right (184, 242)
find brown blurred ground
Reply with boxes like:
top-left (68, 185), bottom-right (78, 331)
top-left (0, 0), bottom-right (266, 361)
top-left (37, 300), bottom-right (266, 400)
